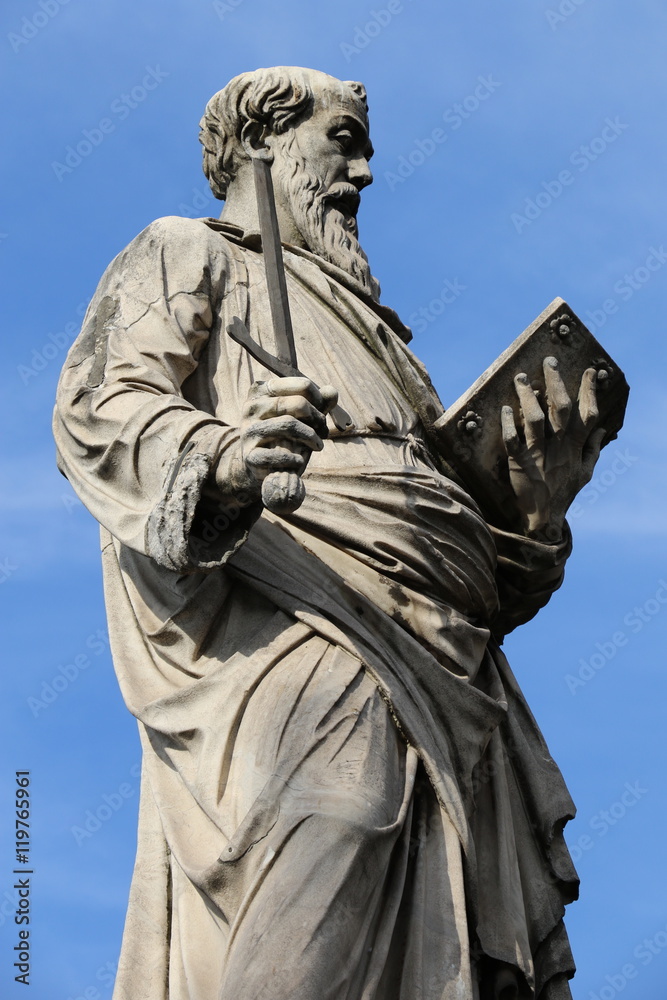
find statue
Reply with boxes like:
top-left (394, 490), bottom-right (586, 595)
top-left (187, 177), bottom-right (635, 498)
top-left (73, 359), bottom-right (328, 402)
top-left (53, 66), bottom-right (628, 1000)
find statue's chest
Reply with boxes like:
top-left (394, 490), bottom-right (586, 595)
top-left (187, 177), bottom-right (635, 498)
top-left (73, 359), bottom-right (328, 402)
top-left (199, 250), bottom-right (419, 436)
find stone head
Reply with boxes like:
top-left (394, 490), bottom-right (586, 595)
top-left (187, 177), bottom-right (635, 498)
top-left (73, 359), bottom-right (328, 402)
top-left (199, 67), bottom-right (379, 298)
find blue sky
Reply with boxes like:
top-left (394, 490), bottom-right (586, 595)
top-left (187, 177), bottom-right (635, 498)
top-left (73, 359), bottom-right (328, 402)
top-left (1, 1), bottom-right (665, 997)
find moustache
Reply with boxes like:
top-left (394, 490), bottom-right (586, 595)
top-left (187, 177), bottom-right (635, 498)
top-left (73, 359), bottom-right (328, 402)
top-left (322, 184), bottom-right (361, 218)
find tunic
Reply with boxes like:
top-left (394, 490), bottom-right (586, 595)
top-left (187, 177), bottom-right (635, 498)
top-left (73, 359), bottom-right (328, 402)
top-left (53, 215), bottom-right (579, 1000)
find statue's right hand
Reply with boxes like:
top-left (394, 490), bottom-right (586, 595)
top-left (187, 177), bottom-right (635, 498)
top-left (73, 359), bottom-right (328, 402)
top-left (238, 377), bottom-right (338, 484)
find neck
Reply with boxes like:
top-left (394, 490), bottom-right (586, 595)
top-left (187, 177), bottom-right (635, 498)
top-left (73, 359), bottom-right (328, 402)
top-left (219, 171), bottom-right (306, 248)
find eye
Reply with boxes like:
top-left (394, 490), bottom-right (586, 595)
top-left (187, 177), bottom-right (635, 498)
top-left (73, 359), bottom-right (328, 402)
top-left (333, 129), bottom-right (354, 151)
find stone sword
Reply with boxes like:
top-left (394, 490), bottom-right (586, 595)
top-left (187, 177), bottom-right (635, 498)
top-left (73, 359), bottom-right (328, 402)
top-left (227, 153), bottom-right (353, 514)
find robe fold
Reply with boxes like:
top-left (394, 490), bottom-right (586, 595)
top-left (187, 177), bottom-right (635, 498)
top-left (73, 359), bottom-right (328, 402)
top-left (54, 215), bottom-right (578, 1000)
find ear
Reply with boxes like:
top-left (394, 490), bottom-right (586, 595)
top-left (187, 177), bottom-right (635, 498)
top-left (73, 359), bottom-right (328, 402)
top-left (241, 120), bottom-right (273, 163)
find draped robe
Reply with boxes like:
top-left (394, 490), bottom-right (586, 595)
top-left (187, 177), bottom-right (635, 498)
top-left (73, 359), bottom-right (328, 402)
top-left (53, 215), bottom-right (580, 1000)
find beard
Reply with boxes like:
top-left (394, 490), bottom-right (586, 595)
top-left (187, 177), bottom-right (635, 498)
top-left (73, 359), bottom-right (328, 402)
top-left (274, 132), bottom-right (381, 302)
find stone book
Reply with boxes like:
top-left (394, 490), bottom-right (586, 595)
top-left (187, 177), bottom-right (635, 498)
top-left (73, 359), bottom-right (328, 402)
top-left (435, 297), bottom-right (630, 526)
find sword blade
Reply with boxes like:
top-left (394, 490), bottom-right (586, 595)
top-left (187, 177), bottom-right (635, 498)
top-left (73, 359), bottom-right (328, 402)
top-left (253, 156), bottom-right (297, 369)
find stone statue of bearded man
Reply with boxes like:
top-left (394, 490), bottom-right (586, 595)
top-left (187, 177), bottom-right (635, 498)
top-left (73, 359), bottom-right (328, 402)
top-left (54, 66), bottom-right (605, 1000)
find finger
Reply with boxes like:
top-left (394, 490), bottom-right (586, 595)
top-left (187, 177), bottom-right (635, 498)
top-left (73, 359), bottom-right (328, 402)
top-left (513, 373), bottom-right (545, 452)
top-left (244, 395), bottom-right (329, 438)
top-left (502, 404), bottom-right (548, 527)
top-left (502, 403), bottom-right (545, 487)
top-left (543, 357), bottom-right (572, 437)
top-left (577, 368), bottom-right (600, 431)
top-left (501, 405), bottom-right (522, 457)
top-left (265, 377), bottom-right (329, 412)
top-left (274, 396), bottom-right (329, 437)
top-left (245, 446), bottom-right (308, 478)
top-left (318, 383), bottom-right (339, 415)
top-left (246, 380), bottom-right (270, 401)
top-left (581, 426), bottom-right (606, 483)
top-left (244, 415), bottom-right (325, 452)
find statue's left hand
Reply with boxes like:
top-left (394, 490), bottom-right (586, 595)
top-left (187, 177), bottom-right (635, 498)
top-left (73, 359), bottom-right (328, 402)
top-left (501, 358), bottom-right (607, 540)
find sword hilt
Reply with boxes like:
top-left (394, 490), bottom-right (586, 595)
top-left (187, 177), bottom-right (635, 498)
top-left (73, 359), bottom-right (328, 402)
top-left (261, 469), bottom-right (306, 515)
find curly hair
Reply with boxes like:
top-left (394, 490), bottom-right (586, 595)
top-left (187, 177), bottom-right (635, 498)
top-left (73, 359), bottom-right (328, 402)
top-left (199, 67), bottom-right (368, 200)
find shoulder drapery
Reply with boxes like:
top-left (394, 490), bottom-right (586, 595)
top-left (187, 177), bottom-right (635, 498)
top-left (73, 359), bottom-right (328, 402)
top-left (53, 217), bottom-right (262, 571)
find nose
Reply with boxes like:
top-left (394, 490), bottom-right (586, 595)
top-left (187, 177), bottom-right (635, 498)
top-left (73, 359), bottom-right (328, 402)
top-left (348, 155), bottom-right (373, 191)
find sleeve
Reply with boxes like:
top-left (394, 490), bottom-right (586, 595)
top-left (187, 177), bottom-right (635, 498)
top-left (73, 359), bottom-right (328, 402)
top-left (53, 216), bottom-right (262, 573)
top-left (488, 521), bottom-right (573, 641)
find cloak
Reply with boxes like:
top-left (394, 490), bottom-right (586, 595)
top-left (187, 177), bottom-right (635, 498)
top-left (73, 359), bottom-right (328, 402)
top-left (54, 216), bottom-right (578, 999)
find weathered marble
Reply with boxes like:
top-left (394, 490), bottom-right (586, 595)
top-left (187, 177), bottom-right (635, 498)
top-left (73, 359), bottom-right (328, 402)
top-left (54, 66), bottom-right (626, 1000)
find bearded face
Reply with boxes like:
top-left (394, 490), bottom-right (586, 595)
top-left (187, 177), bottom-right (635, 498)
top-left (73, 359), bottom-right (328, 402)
top-left (272, 129), bottom-right (381, 302)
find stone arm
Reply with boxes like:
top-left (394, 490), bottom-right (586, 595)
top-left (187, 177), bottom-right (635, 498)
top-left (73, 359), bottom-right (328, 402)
top-left (487, 520), bottom-right (572, 641)
top-left (53, 216), bottom-right (262, 572)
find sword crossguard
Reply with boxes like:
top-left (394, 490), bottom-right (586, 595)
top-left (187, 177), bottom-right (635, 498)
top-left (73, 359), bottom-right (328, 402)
top-left (227, 317), bottom-right (354, 433)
